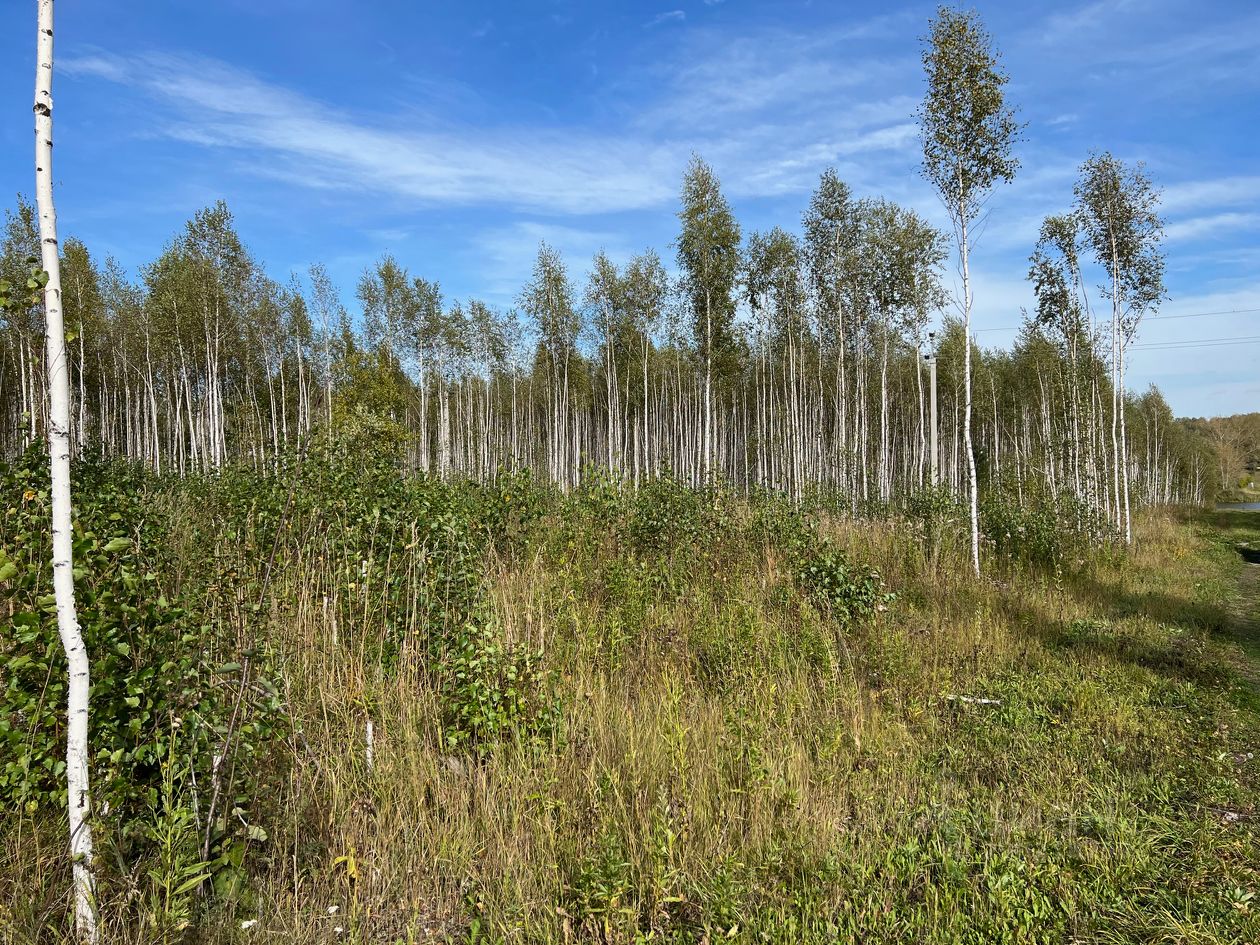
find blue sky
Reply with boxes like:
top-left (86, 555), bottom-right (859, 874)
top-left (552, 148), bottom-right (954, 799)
top-left (2, 0), bottom-right (1257, 418)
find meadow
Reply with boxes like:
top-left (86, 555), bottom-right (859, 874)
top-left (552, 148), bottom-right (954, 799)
top-left (2, 426), bottom-right (1258, 943)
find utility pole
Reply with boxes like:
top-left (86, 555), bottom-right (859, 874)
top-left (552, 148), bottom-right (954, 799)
top-left (924, 330), bottom-right (939, 486)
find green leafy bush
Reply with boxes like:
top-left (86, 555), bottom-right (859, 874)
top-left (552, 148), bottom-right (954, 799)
top-left (981, 489), bottom-right (1112, 571)
top-left (187, 435), bottom-right (561, 756)
top-left (469, 467), bottom-right (550, 558)
top-left (904, 483), bottom-right (965, 561)
top-left (627, 474), bottom-right (726, 556)
top-left (792, 544), bottom-right (892, 626)
top-left (0, 450), bottom-right (287, 861)
top-left (440, 613), bottom-right (560, 754)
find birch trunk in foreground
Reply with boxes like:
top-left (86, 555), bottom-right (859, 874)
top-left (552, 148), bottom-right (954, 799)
top-left (34, 1), bottom-right (98, 939)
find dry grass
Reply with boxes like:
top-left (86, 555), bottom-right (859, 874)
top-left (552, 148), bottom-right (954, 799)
top-left (4, 494), bottom-right (1260, 944)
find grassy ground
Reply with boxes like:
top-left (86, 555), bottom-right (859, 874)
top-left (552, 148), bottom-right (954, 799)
top-left (4, 482), bottom-right (1260, 944)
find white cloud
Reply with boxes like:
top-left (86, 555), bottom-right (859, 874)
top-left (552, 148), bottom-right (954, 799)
top-left (1037, 0), bottom-right (1140, 47)
top-left (64, 28), bottom-right (922, 219)
top-left (1161, 176), bottom-right (1260, 214)
top-left (646, 10), bottom-right (686, 28)
top-left (1124, 281), bottom-right (1260, 415)
top-left (468, 221), bottom-right (635, 302)
top-left (1164, 212), bottom-right (1260, 242)
top-left (65, 52), bottom-right (679, 216)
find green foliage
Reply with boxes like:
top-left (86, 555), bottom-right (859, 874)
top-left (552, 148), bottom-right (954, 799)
top-left (981, 489), bottom-right (1111, 571)
top-left (440, 612), bottom-right (560, 755)
top-left (469, 467), bottom-right (549, 558)
top-left (905, 483), bottom-right (966, 560)
top-left (676, 155), bottom-right (743, 382)
top-left (749, 493), bottom-right (893, 627)
top-left (918, 5), bottom-right (1022, 217)
top-left (0, 449), bottom-right (286, 860)
top-left (184, 435), bottom-right (561, 756)
top-left (141, 740), bottom-right (214, 941)
top-left (627, 474), bottom-right (727, 556)
top-left (791, 543), bottom-right (892, 627)
top-left (4, 431), bottom-right (1256, 942)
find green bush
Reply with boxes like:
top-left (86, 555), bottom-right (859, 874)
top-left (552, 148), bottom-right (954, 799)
top-left (439, 612), bottom-right (560, 755)
top-left (0, 449), bottom-right (287, 863)
top-left (792, 544), bottom-right (892, 626)
top-left (981, 489), bottom-right (1112, 571)
top-left (627, 474), bottom-right (726, 556)
top-left (187, 434), bottom-right (561, 756)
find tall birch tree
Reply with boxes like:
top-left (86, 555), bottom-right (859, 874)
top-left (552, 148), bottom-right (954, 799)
top-left (34, 0), bottom-right (98, 938)
top-left (1074, 153), bottom-right (1166, 544)
top-left (918, 5), bottom-right (1022, 575)
top-left (676, 156), bottom-right (740, 482)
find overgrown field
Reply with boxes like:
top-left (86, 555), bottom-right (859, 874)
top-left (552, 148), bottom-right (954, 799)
top-left (3, 431), bottom-right (1259, 943)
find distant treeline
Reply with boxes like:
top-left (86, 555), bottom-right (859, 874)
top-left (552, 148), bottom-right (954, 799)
top-left (0, 161), bottom-right (1218, 515)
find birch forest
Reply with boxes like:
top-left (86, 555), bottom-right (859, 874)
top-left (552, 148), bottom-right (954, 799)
top-left (0, 161), bottom-right (1215, 515)
top-left (6, 2), bottom-right (1258, 943)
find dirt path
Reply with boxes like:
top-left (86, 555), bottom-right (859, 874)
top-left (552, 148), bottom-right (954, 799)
top-left (1226, 536), bottom-right (1260, 686)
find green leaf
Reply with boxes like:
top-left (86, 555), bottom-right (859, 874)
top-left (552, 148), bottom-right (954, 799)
top-left (0, 562), bottom-right (16, 583)
top-left (103, 537), bottom-right (132, 553)
top-left (173, 873), bottom-right (211, 896)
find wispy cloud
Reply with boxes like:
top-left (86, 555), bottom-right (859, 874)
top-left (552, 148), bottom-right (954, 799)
top-left (64, 24), bottom-right (922, 218)
top-left (646, 10), bottom-right (686, 28)
top-left (470, 221), bottom-right (634, 301)
top-left (1164, 212), bottom-right (1260, 242)
top-left (1161, 176), bottom-right (1260, 214)
top-left (1037, 0), bottom-right (1140, 46)
top-left (65, 52), bottom-right (679, 215)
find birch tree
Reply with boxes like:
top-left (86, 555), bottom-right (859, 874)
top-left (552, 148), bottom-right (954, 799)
top-left (1074, 153), bottom-right (1166, 544)
top-left (676, 156), bottom-right (740, 482)
top-left (803, 170), bottom-right (861, 497)
top-left (918, 5), bottom-right (1022, 575)
top-left (34, 0), bottom-right (98, 938)
top-left (519, 243), bottom-right (579, 488)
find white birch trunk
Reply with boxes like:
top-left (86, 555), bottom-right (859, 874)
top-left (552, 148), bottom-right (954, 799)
top-left (34, 2), bottom-right (98, 937)
top-left (960, 209), bottom-right (981, 577)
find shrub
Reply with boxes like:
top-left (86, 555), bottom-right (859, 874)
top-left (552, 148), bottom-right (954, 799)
top-left (981, 489), bottom-right (1113, 571)
top-left (186, 437), bottom-right (562, 757)
top-left (0, 449), bottom-right (287, 866)
top-left (439, 612), bottom-right (561, 755)
top-left (470, 466), bottom-right (550, 558)
top-left (792, 544), bottom-right (892, 627)
top-left (627, 474), bottom-right (724, 556)
top-left (904, 483), bottom-right (965, 559)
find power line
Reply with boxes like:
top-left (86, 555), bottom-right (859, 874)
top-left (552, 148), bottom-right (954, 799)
top-left (1133, 333), bottom-right (1260, 347)
top-left (1157, 306), bottom-right (1260, 321)
top-left (973, 305), bottom-right (1259, 335)
top-left (1131, 336), bottom-right (1260, 351)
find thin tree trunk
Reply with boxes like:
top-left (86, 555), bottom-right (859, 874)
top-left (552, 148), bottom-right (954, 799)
top-left (34, 3), bottom-right (97, 937)
top-left (960, 208), bottom-right (981, 577)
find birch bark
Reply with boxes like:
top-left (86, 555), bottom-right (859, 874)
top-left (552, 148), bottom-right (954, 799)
top-left (34, 1), bottom-right (98, 938)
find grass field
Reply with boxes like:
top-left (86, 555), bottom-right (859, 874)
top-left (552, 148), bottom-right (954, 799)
top-left (3, 462), bottom-right (1259, 944)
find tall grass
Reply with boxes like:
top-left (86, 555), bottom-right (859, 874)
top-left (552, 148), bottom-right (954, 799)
top-left (2, 449), bottom-right (1258, 943)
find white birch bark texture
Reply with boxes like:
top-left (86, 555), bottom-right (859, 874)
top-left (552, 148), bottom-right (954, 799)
top-left (35, 1), bottom-right (98, 939)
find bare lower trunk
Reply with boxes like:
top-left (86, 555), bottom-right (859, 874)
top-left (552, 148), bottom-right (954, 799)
top-left (961, 213), bottom-right (980, 577)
